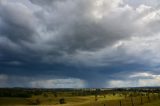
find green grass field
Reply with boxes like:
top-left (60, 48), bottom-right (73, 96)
top-left (0, 94), bottom-right (123, 105)
top-left (0, 95), bottom-right (160, 106)
top-left (142, 100), bottom-right (160, 106)
top-left (0, 91), bottom-right (160, 106)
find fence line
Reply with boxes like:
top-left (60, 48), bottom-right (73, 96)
top-left (86, 93), bottom-right (160, 106)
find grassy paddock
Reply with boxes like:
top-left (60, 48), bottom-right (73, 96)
top-left (0, 88), bottom-right (160, 106)
top-left (0, 94), bottom-right (159, 106)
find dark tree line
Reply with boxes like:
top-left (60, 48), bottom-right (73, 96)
top-left (0, 88), bottom-right (43, 98)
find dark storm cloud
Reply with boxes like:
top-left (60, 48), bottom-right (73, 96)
top-left (38, 0), bottom-right (139, 52)
top-left (0, 0), bottom-right (134, 64)
top-left (0, 1), bottom-right (36, 42)
top-left (0, 0), bottom-right (160, 87)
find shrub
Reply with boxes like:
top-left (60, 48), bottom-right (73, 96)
top-left (59, 98), bottom-right (66, 104)
top-left (28, 99), bottom-right (41, 105)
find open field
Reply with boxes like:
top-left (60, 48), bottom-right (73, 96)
top-left (142, 100), bottom-right (160, 106)
top-left (0, 88), bottom-right (160, 106)
top-left (0, 94), bottom-right (123, 105)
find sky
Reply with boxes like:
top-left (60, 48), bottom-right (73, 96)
top-left (0, 0), bottom-right (160, 88)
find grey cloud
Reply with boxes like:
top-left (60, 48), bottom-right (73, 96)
top-left (0, 0), bottom-right (160, 88)
top-left (0, 1), bottom-right (36, 42)
top-left (0, 74), bottom-right (87, 88)
top-left (0, 0), bottom-right (160, 66)
top-left (30, 78), bottom-right (86, 88)
top-left (29, 0), bottom-right (56, 6)
top-left (0, 74), bottom-right (8, 82)
top-left (125, 0), bottom-right (160, 7)
top-left (108, 71), bottom-right (160, 87)
top-left (0, 0), bottom-right (159, 66)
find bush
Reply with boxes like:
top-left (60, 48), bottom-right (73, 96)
top-left (59, 98), bottom-right (66, 104)
top-left (43, 93), bottom-right (48, 97)
top-left (54, 93), bottom-right (58, 98)
top-left (28, 99), bottom-right (41, 105)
